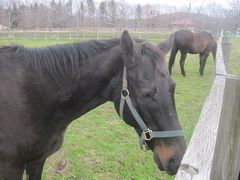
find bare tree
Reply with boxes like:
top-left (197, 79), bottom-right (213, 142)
top-left (203, 3), bottom-right (226, 33)
top-left (65, 0), bottom-right (72, 16)
top-left (180, 0), bottom-right (204, 14)
top-left (117, 0), bottom-right (129, 29)
top-left (0, 0), bottom-right (5, 25)
top-left (142, 4), bottom-right (154, 28)
top-left (99, 0), bottom-right (107, 26)
top-left (135, 4), bottom-right (142, 29)
top-left (230, 0), bottom-right (240, 16)
top-left (186, 0), bottom-right (193, 13)
top-left (87, 0), bottom-right (95, 27)
top-left (195, 0), bottom-right (206, 14)
top-left (107, 0), bottom-right (116, 26)
top-left (204, 3), bottom-right (226, 18)
top-left (65, 0), bottom-right (73, 26)
top-left (10, 2), bottom-right (20, 28)
top-left (0, 0), bottom-right (234, 32)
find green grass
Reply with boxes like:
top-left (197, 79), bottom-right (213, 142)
top-left (171, 53), bottom-right (214, 141)
top-left (229, 36), bottom-right (240, 75)
top-left (0, 33), bottom-right (214, 179)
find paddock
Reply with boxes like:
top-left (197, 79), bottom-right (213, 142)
top-left (0, 30), bottom-right (239, 179)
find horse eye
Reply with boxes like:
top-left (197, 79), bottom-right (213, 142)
top-left (144, 87), bottom-right (156, 98)
top-left (145, 92), bottom-right (153, 98)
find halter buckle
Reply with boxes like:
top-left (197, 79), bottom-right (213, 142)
top-left (121, 88), bottom-right (129, 99)
top-left (142, 128), bottom-right (153, 141)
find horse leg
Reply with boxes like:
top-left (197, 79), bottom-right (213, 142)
top-left (179, 52), bottom-right (187, 76)
top-left (199, 53), bottom-right (203, 73)
top-left (25, 158), bottom-right (46, 180)
top-left (168, 44), bottom-right (178, 75)
top-left (199, 52), bottom-right (209, 76)
top-left (0, 162), bottom-right (24, 180)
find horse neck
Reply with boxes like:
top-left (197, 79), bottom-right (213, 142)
top-left (48, 46), bottom-right (123, 122)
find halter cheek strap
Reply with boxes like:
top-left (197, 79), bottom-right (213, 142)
top-left (119, 65), bottom-right (184, 150)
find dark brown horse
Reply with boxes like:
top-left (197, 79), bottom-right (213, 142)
top-left (0, 30), bottom-right (186, 179)
top-left (161, 30), bottom-right (217, 76)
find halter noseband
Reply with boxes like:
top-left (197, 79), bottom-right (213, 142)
top-left (119, 64), bottom-right (184, 150)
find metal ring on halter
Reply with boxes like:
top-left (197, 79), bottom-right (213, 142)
top-left (121, 88), bottom-right (129, 99)
top-left (142, 128), bottom-right (153, 141)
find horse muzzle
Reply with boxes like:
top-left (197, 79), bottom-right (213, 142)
top-left (153, 139), bottom-right (186, 175)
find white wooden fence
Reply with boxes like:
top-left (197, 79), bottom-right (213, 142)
top-left (175, 33), bottom-right (240, 179)
top-left (0, 30), bottom-right (159, 42)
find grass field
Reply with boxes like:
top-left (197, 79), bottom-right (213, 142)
top-left (0, 32), bottom-right (215, 179)
top-left (229, 36), bottom-right (240, 75)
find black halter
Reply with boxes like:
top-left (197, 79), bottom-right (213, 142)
top-left (119, 64), bottom-right (184, 150)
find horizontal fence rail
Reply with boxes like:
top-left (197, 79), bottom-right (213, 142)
top-left (175, 33), bottom-right (240, 179)
top-left (0, 30), bottom-right (170, 44)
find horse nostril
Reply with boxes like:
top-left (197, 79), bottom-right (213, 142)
top-left (167, 156), bottom-right (181, 175)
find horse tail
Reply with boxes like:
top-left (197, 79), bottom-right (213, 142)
top-left (167, 32), bottom-right (175, 52)
top-left (157, 32), bottom-right (175, 55)
top-left (168, 38), bottom-right (178, 75)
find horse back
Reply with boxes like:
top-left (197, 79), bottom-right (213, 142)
top-left (194, 31), bottom-right (216, 52)
top-left (173, 30), bottom-right (194, 53)
top-left (173, 30), bottom-right (216, 54)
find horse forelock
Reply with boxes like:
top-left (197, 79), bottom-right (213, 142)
top-left (139, 42), bottom-right (169, 79)
top-left (140, 42), bottom-right (164, 62)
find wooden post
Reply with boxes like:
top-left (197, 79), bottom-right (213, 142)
top-left (210, 75), bottom-right (240, 180)
top-left (175, 32), bottom-right (240, 180)
top-left (221, 36), bottom-right (231, 73)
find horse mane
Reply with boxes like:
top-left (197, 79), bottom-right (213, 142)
top-left (141, 42), bottom-right (164, 62)
top-left (23, 39), bottom-right (120, 74)
top-left (0, 38), bottom-right (164, 78)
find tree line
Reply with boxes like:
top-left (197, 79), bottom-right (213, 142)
top-left (0, 0), bottom-right (240, 32)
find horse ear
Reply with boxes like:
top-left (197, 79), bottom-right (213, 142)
top-left (120, 30), bottom-right (135, 62)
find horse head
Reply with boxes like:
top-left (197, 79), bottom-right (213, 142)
top-left (112, 30), bottom-right (186, 175)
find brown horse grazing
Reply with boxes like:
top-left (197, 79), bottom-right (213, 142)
top-left (164, 30), bottom-right (217, 76)
top-left (0, 30), bottom-right (186, 179)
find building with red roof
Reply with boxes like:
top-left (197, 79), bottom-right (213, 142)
top-left (171, 18), bottom-right (195, 30)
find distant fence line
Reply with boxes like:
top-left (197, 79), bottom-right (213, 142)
top-left (0, 31), bottom-right (120, 41)
top-left (0, 30), bottom-right (170, 43)
top-left (175, 32), bottom-right (240, 179)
